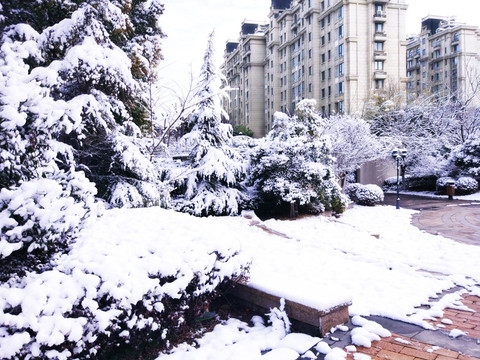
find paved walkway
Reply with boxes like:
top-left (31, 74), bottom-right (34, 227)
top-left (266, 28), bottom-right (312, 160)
top-left (382, 193), bottom-right (480, 246)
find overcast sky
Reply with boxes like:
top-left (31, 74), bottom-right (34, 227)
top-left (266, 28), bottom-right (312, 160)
top-left (160, 0), bottom-right (480, 93)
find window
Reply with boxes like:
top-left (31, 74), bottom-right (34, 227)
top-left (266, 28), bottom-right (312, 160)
top-left (338, 25), bottom-right (344, 39)
top-left (338, 43), bottom-right (344, 57)
top-left (375, 22), bottom-right (383, 33)
top-left (322, 88), bottom-right (325, 98)
top-left (321, 18), bottom-right (325, 28)
top-left (321, 36), bottom-right (325, 46)
top-left (375, 3), bottom-right (383, 15)
top-left (328, 68), bottom-right (331, 79)
top-left (375, 79), bottom-right (384, 89)
top-left (309, 32), bottom-right (312, 42)
top-left (328, 86), bottom-right (331, 96)
top-left (328, 32), bottom-right (331, 42)
top-left (338, 81), bottom-right (344, 94)
top-left (338, 100), bottom-right (345, 113)
top-left (374, 41), bottom-right (384, 51)
top-left (321, 53), bottom-right (325, 63)
top-left (321, 71), bottom-right (326, 81)
top-left (308, 49), bottom-right (312, 59)
top-left (327, 14), bottom-right (330, 24)
top-left (328, 50), bottom-right (331, 60)
top-left (309, 83), bottom-right (312, 92)
top-left (338, 62), bottom-right (344, 76)
top-left (309, 66), bottom-right (312, 75)
top-left (338, 6), bottom-right (344, 19)
top-left (375, 60), bottom-right (384, 70)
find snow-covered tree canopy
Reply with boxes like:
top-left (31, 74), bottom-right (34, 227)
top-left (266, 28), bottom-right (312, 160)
top-left (171, 32), bottom-right (246, 217)
top-left (366, 95), bottom-right (480, 177)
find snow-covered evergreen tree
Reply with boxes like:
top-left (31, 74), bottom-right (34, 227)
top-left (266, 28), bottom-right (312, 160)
top-left (1, 0), bottom-right (166, 209)
top-left (0, 0), bottom-right (166, 259)
top-left (171, 32), bottom-right (246, 216)
top-left (248, 101), bottom-right (347, 216)
top-left (0, 23), bottom-right (97, 260)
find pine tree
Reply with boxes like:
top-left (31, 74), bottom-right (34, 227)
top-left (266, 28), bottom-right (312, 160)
top-left (0, 0), bottom-right (166, 261)
top-left (172, 32), bottom-right (246, 216)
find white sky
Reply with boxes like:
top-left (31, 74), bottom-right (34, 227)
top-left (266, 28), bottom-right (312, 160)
top-left (160, 0), bottom-right (480, 93)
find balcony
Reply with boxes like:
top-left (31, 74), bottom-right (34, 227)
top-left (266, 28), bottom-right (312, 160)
top-left (373, 11), bottom-right (387, 21)
top-left (374, 32), bottom-right (387, 40)
top-left (374, 70), bottom-right (387, 79)
top-left (374, 51), bottom-right (387, 60)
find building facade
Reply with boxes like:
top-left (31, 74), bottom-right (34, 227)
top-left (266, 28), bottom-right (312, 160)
top-left (406, 16), bottom-right (480, 105)
top-left (222, 0), bottom-right (408, 138)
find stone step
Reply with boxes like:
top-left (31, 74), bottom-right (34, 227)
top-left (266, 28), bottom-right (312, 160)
top-left (229, 283), bottom-right (351, 336)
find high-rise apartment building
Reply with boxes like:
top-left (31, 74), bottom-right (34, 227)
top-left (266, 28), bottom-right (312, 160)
top-left (222, 0), bottom-right (408, 138)
top-left (222, 21), bottom-right (268, 137)
top-left (406, 16), bottom-right (480, 105)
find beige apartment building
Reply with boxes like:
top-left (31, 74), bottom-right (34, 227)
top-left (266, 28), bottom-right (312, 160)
top-left (406, 16), bottom-right (480, 105)
top-left (222, 0), bottom-right (408, 138)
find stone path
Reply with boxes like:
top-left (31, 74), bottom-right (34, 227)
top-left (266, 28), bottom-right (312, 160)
top-left (383, 193), bottom-right (480, 246)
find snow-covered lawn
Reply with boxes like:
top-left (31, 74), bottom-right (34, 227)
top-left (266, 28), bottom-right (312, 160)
top-left (2, 202), bottom-right (480, 359)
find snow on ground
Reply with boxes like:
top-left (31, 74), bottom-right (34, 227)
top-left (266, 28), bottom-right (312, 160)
top-left (3, 200), bottom-right (480, 359)
top-left (160, 203), bottom-right (480, 359)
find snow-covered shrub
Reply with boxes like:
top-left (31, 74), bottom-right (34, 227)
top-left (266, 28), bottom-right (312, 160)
top-left (345, 183), bottom-right (384, 206)
top-left (435, 177), bottom-right (455, 194)
top-left (171, 33), bottom-right (247, 216)
top-left (0, 208), bottom-right (250, 359)
top-left (248, 104), bottom-right (347, 216)
top-left (451, 137), bottom-right (480, 180)
top-left (384, 176), bottom-right (402, 188)
top-left (455, 177), bottom-right (479, 195)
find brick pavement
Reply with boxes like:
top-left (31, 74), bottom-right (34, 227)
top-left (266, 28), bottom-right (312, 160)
top-left (345, 294), bottom-right (480, 360)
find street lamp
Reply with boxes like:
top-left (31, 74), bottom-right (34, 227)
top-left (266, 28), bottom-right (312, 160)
top-left (391, 148), bottom-right (407, 209)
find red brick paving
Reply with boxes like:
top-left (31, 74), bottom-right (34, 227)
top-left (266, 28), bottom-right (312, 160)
top-left (426, 294), bottom-right (480, 339)
top-left (346, 294), bottom-right (480, 360)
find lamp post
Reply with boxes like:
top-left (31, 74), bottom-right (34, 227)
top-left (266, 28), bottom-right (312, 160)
top-left (392, 148), bottom-right (407, 209)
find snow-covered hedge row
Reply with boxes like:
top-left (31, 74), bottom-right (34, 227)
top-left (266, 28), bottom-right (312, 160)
top-left (0, 208), bottom-right (250, 359)
top-left (345, 183), bottom-right (384, 206)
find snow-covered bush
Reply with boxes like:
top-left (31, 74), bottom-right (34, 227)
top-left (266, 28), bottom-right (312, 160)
top-left (0, 208), bottom-right (250, 359)
top-left (435, 177), bottom-right (456, 194)
top-left (171, 33), bottom-right (247, 216)
top-left (455, 177), bottom-right (479, 195)
top-left (345, 183), bottom-right (384, 206)
top-left (248, 103), bottom-right (347, 216)
top-left (451, 137), bottom-right (480, 180)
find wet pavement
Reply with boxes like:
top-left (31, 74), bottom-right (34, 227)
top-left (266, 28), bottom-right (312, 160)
top-left (383, 193), bottom-right (480, 246)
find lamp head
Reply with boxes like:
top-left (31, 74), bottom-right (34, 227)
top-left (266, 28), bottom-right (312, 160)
top-left (392, 149), bottom-right (399, 159)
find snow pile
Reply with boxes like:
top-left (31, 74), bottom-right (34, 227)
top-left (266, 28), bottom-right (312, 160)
top-left (157, 301), bottom-right (292, 360)
top-left (350, 316), bottom-right (391, 348)
top-left (345, 183), bottom-right (384, 206)
top-left (0, 207), bottom-right (250, 359)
